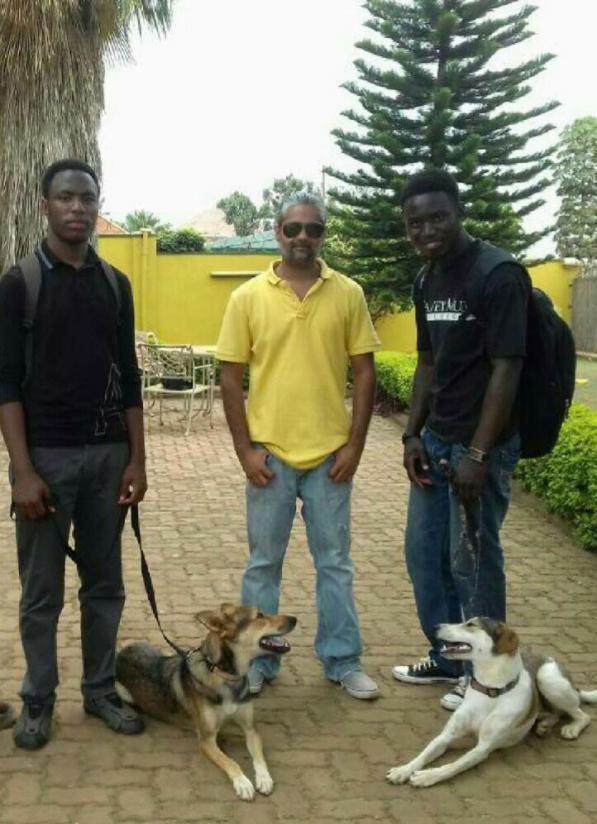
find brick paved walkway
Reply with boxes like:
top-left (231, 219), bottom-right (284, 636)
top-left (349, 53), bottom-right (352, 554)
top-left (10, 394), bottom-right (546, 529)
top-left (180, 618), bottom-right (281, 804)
top-left (0, 402), bottom-right (596, 824)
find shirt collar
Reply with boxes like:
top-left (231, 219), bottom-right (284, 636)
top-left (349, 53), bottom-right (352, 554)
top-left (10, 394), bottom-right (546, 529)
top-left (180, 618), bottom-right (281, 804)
top-left (435, 233), bottom-right (479, 276)
top-left (39, 240), bottom-right (99, 270)
top-left (266, 258), bottom-right (331, 284)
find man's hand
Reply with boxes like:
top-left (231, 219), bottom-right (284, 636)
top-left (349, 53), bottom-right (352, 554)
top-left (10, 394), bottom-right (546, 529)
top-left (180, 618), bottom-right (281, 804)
top-left (329, 443), bottom-right (363, 483)
top-left (13, 468), bottom-right (54, 520)
top-left (451, 456), bottom-right (487, 503)
top-left (118, 461), bottom-right (148, 505)
top-left (240, 447), bottom-right (274, 488)
top-left (403, 437), bottom-right (432, 488)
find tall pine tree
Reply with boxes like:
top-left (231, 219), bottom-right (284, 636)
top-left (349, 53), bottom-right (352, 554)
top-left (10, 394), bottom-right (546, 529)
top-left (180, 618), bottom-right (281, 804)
top-left (326, 0), bottom-right (558, 315)
top-left (554, 117), bottom-right (597, 269)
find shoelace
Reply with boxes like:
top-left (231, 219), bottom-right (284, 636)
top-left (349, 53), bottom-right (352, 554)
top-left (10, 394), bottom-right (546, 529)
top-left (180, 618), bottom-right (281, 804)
top-left (452, 677), bottom-right (468, 696)
top-left (411, 656), bottom-right (435, 673)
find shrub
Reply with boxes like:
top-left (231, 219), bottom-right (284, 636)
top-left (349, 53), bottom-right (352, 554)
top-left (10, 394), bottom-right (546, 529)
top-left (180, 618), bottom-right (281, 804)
top-left (157, 228), bottom-right (205, 253)
top-left (374, 350), bottom-right (597, 550)
top-left (375, 351), bottom-right (417, 410)
top-left (515, 404), bottom-right (597, 550)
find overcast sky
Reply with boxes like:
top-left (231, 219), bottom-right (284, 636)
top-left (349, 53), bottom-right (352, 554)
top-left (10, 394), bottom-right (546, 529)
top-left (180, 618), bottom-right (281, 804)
top-left (100, 0), bottom-right (596, 254)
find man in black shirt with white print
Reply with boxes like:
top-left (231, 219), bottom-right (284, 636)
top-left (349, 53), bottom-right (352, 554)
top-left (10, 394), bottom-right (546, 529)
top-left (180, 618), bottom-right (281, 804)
top-left (391, 170), bottom-right (529, 711)
top-left (0, 159), bottom-right (147, 748)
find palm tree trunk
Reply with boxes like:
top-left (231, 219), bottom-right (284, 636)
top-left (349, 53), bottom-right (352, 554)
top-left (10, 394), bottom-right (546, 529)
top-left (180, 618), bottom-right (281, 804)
top-left (0, 1), bottom-right (103, 271)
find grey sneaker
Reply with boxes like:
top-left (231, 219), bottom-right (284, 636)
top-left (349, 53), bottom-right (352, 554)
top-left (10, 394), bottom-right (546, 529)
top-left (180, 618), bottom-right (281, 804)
top-left (0, 701), bottom-right (16, 731)
top-left (84, 692), bottom-right (145, 734)
top-left (440, 676), bottom-right (468, 711)
top-left (248, 666), bottom-right (267, 696)
top-left (338, 670), bottom-right (380, 700)
top-left (14, 703), bottom-right (54, 750)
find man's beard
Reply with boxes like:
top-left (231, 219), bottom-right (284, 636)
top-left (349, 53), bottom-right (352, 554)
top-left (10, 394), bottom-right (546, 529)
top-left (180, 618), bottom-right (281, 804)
top-left (287, 245), bottom-right (316, 265)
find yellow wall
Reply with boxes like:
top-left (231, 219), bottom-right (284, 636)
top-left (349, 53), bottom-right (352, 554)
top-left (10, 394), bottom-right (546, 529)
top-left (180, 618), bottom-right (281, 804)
top-left (98, 233), bottom-right (273, 344)
top-left (527, 260), bottom-right (579, 324)
top-left (97, 234), bottom-right (580, 352)
top-left (376, 309), bottom-right (417, 353)
top-left (154, 253), bottom-right (276, 344)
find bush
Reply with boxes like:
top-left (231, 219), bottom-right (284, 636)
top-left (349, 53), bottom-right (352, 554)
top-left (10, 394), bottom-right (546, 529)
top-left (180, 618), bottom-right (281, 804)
top-left (374, 350), bottom-right (597, 550)
top-left (157, 228), bottom-right (205, 253)
top-left (375, 351), bottom-right (417, 410)
top-left (515, 404), bottom-right (597, 550)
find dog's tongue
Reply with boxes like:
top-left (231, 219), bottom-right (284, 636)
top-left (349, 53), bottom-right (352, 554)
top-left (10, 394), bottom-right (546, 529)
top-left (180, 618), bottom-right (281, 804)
top-left (259, 636), bottom-right (291, 654)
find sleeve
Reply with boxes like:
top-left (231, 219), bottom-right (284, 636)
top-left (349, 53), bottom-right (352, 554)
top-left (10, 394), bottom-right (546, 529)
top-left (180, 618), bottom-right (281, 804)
top-left (482, 263), bottom-right (529, 359)
top-left (216, 289), bottom-right (251, 363)
top-left (0, 268), bottom-right (27, 405)
top-left (346, 286), bottom-right (381, 356)
top-left (414, 278), bottom-right (432, 353)
top-left (116, 273), bottom-right (143, 409)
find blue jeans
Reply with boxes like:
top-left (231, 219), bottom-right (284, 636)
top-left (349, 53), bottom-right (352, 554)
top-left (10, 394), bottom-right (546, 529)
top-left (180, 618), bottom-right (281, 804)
top-left (404, 429), bottom-right (520, 677)
top-left (241, 451), bottom-right (362, 681)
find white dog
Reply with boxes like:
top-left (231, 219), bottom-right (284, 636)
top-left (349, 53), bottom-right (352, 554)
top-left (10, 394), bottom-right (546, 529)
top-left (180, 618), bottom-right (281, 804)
top-left (387, 617), bottom-right (597, 788)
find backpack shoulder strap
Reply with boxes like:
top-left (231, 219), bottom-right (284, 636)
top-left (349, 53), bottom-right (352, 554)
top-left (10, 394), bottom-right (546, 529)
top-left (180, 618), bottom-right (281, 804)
top-left (15, 252), bottom-right (43, 387)
top-left (98, 258), bottom-right (122, 320)
top-left (413, 262), bottom-right (431, 303)
top-left (17, 252), bottom-right (43, 329)
top-left (464, 242), bottom-right (521, 321)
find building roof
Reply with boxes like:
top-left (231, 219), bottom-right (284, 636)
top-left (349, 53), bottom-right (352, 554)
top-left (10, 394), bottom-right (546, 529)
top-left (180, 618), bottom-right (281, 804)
top-left (96, 214), bottom-right (126, 234)
top-left (207, 230), bottom-right (279, 253)
top-left (183, 208), bottom-right (235, 242)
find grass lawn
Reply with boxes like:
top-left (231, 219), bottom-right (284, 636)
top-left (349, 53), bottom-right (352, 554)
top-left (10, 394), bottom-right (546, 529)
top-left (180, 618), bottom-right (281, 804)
top-left (575, 356), bottom-right (597, 411)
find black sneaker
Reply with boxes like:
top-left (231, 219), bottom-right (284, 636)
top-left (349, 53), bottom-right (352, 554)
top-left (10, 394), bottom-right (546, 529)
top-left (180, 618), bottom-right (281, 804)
top-left (14, 702), bottom-right (54, 749)
top-left (84, 692), bottom-right (145, 735)
top-left (391, 656), bottom-right (460, 685)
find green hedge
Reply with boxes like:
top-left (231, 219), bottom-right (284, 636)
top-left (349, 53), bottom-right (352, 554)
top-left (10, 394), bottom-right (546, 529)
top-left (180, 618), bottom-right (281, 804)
top-left (157, 228), bottom-right (205, 253)
top-left (515, 404), bottom-right (597, 550)
top-left (375, 351), bottom-right (417, 410)
top-left (374, 351), bottom-right (597, 551)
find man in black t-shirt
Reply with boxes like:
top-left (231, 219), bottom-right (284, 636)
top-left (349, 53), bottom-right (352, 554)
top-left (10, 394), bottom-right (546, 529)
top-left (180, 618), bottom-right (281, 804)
top-left (391, 170), bottom-right (529, 711)
top-left (0, 159), bottom-right (147, 748)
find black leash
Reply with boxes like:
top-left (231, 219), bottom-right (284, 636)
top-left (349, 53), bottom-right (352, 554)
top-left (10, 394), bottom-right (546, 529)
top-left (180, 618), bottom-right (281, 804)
top-left (12, 501), bottom-right (250, 699)
top-left (11, 500), bottom-right (188, 658)
top-left (126, 509), bottom-right (247, 687)
top-left (128, 505), bottom-right (187, 658)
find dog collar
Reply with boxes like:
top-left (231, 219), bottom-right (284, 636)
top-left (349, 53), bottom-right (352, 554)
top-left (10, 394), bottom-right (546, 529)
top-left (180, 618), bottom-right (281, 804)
top-left (470, 674), bottom-right (520, 698)
top-left (182, 655), bottom-right (250, 705)
top-left (192, 643), bottom-right (247, 685)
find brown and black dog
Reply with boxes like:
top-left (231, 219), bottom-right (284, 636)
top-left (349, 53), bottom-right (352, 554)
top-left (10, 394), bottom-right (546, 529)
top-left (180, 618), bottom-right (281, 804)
top-left (116, 603), bottom-right (296, 801)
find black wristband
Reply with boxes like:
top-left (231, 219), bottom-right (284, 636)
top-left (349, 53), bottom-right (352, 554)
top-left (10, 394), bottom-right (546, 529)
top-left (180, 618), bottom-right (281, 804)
top-left (401, 433), bottom-right (419, 445)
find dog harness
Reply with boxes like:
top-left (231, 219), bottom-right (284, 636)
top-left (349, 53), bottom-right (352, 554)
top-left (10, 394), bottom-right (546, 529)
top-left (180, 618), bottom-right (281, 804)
top-left (183, 645), bottom-right (251, 705)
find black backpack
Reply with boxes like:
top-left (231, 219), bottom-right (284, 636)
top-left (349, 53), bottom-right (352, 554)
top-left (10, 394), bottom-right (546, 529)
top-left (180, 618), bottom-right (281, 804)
top-left (14, 250), bottom-right (121, 385)
top-left (415, 242), bottom-right (576, 459)
top-left (462, 244), bottom-right (576, 459)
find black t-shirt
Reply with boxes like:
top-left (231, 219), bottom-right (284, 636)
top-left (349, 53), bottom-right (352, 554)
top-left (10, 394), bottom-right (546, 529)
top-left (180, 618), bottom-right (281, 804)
top-left (0, 242), bottom-right (142, 447)
top-left (415, 240), bottom-right (529, 444)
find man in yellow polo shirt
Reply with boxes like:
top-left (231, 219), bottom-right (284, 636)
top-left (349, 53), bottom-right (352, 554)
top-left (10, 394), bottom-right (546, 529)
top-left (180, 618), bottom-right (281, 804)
top-left (217, 191), bottom-right (380, 700)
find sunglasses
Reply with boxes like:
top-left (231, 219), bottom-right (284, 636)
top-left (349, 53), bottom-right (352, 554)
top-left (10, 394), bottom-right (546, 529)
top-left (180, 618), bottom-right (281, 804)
top-left (281, 222), bottom-right (325, 240)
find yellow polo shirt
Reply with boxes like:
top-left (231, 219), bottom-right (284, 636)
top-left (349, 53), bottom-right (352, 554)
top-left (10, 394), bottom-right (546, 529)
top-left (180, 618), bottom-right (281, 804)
top-left (216, 259), bottom-right (380, 469)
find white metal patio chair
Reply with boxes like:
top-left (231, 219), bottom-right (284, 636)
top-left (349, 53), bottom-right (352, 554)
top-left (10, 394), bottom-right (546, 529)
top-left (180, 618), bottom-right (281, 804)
top-left (138, 343), bottom-right (214, 434)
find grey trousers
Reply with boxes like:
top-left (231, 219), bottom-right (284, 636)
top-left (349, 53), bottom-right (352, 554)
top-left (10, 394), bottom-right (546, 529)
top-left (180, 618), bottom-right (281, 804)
top-left (14, 442), bottom-right (129, 705)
